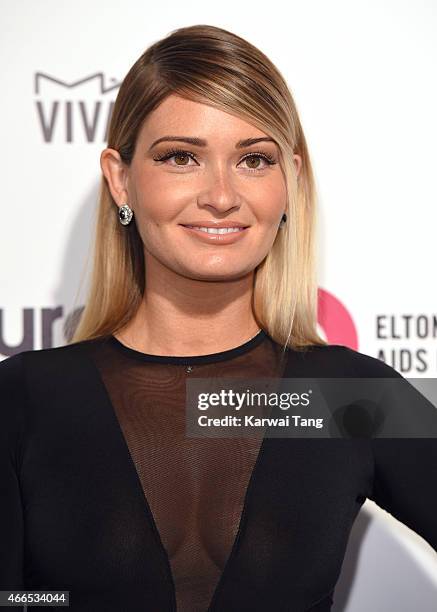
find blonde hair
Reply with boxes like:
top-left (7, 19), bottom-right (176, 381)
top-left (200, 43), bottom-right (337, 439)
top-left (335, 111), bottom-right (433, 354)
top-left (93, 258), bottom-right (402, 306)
top-left (70, 24), bottom-right (327, 352)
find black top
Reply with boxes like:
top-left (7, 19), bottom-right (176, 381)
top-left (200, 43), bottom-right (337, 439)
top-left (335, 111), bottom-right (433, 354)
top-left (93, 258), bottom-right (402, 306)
top-left (0, 330), bottom-right (436, 611)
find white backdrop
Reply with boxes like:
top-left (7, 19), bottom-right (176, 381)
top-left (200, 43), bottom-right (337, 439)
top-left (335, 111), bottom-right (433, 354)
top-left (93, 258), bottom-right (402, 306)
top-left (1, 0), bottom-right (436, 609)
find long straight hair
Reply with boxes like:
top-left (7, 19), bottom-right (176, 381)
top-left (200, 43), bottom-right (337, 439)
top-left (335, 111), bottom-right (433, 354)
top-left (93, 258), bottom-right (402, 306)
top-left (70, 24), bottom-right (327, 351)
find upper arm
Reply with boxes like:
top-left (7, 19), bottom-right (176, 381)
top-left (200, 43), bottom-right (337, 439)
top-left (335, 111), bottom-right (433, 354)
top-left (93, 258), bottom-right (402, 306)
top-left (342, 347), bottom-right (437, 550)
top-left (0, 353), bottom-right (27, 588)
top-left (368, 367), bottom-right (437, 550)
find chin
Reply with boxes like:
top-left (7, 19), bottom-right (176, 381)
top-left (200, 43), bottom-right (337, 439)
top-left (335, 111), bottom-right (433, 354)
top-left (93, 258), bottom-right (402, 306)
top-left (179, 266), bottom-right (253, 282)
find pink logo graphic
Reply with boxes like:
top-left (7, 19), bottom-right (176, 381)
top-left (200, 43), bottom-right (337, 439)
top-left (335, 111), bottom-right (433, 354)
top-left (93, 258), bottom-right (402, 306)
top-left (318, 288), bottom-right (358, 350)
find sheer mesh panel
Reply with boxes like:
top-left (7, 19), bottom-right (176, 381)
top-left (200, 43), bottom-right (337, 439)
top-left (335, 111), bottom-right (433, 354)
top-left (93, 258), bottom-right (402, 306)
top-left (87, 331), bottom-right (286, 612)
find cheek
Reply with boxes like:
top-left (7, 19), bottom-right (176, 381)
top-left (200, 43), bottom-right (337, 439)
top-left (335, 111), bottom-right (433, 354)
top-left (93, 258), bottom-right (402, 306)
top-left (253, 191), bottom-right (286, 226)
top-left (131, 175), bottom-right (190, 256)
top-left (247, 174), bottom-right (286, 217)
top-left (134, 174), bottom-right (184, 224)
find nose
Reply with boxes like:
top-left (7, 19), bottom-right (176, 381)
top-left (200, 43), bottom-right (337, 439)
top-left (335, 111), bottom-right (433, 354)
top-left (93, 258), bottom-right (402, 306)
top-left (197, 162), bottom-right (242, 214)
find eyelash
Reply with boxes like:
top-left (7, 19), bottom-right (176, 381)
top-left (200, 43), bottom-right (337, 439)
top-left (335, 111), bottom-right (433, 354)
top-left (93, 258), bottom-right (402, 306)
top-left (152, 148), bottom-right (277, 172)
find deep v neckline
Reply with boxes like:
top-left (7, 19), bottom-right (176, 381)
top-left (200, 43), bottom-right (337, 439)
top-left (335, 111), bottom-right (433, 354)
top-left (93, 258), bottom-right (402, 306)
top-left (95, 364), bottom-right (268, 611)
top-left (81, 335), bottom-right (274, 611)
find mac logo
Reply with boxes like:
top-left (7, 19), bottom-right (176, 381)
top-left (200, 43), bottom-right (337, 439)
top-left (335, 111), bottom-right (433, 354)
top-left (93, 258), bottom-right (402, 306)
top-left (34, 72), bottom-right (120, 143)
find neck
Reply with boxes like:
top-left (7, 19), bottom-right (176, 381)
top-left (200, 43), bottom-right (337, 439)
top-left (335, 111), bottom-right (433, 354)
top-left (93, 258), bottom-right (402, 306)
top-left (116, 254), bottom-right (261, 356)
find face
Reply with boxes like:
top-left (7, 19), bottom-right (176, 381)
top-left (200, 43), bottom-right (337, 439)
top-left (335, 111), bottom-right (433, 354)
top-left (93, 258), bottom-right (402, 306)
top-left (101, 94), bottom-right (301, 282)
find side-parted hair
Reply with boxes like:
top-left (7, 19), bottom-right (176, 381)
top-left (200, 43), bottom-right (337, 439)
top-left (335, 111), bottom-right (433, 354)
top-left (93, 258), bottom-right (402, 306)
top-left (70, 24), bottom-right (328, 352)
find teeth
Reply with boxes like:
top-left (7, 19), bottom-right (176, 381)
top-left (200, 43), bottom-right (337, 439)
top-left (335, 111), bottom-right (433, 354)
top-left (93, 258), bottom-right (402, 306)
top-left (185, 226), bottom-right (244, 234)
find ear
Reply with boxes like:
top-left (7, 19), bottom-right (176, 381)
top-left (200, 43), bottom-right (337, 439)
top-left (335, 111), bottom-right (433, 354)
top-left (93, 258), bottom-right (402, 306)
top-left (293, 154), bottom-right (302, 178)
top-left (100, 148), bottom-right (130, 206)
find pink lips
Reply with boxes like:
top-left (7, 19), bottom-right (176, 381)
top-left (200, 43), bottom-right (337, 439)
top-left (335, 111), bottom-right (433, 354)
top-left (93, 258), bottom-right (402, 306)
top-left (179, 223), bottom-right (249, 244)
top-left (179, 221), bottom-right (249, 228)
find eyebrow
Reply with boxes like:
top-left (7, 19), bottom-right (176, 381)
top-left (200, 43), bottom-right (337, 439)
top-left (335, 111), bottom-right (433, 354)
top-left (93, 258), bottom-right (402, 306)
top-left (148, 136), bottom-right (277, 151)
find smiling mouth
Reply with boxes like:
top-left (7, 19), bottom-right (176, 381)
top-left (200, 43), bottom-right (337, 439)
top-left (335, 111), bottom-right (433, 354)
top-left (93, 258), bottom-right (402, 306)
top-left (181, 225), bottom-right (247, 234)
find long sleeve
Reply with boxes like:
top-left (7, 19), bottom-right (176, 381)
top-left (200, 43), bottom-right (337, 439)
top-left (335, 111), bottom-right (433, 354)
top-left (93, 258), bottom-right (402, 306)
top-left (341, 345), bottom-right (437, 551)
top-left (0, 353), bottom-right (26, 589)
top-left (369, 435), bottom-right (437, 550)
top-left (368, 374), bottom-right (437, 550)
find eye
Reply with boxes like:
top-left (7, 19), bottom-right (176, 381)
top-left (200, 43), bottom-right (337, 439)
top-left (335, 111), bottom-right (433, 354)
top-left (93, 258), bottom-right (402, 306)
top-left (238, 152), bottom-right (277, 172)
top-left (152, 148), bottom-right (198, 166)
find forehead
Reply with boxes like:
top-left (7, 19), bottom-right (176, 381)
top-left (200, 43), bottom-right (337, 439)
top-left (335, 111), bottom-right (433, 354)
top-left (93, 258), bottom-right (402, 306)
top-left (138, 94), bottom-right (271, 144)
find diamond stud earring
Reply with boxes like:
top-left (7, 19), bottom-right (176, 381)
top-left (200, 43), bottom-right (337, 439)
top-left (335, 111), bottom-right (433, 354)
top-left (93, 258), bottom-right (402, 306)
top-left (118, 204), bottom-right (134, 226)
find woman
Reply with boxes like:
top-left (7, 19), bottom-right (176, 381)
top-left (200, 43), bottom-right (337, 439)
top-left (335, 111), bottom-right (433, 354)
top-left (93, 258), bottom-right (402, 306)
top-left (1, 24), bottom-right (436, 612)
